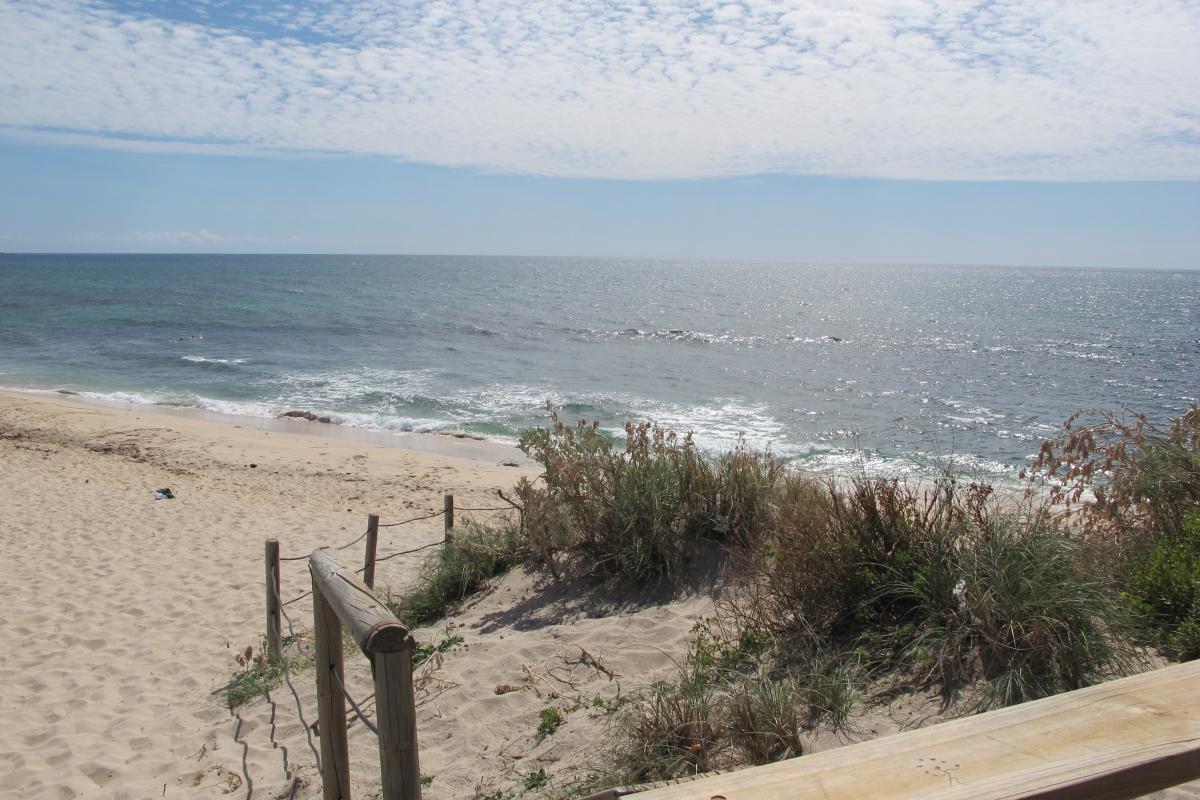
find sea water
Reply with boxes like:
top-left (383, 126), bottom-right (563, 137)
top-left (1, 254), bottom-right (1196, 482)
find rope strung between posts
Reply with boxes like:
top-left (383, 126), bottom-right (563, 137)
top-left (274, 575), bottom-right (323, 774)
top-left (279, 527), bottom-right (370, 561)
top-left (378, 509), bottom-right (445, 527)
top-left (335, 528), bottom-right (370, 551)
top-left (282, 590), bottom-right (312, 607)
top-left (281, 529), bottom-right (449, 605)
top-left (455, 505), bottom-right (515, 512)
top-left (330, 666), bottom-right (380, 736)
top-left (277, 505), bottom-right (446, 562)
top-left (374, 538), bottom-right (447, 564)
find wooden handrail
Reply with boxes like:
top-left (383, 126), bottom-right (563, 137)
top-left (604, 660), bottom-right (1200, 800)
top-left (310, 547), bottom-right (413, 654)
top-left (309, 547), bottom-right (421, 800)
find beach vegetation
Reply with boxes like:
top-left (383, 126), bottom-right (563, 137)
top-left (511, 404), bottom-right (1199, 795)
top-left (594, 619), bottom-right (853, 786)
top-left (412, 633), bottom-right (465, 666)
top-left (221, 638), bottom-right (307, 708)
top-left (1031, 404), bottom-right (1200, 658)
top-left (536, 707), bottom-right (564, 741)
top-left (515, 405), bottom-right (782, 581)
top-left (522, 768), bottom-right (550, 792)
top-left (383, 520), bottom-right (523, 627)
top-left (1124, 509), bottom-right (1200, 659)
top-left (1031, 404), bottom-right (1200, 538)
top-left (732, 477), bottom-right (1140, 709)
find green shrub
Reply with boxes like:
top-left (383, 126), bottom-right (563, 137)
top-left (732, 474), bottom-right (1138, 709)
top-left (412, 634), bottom-right (465, 666)
top-left (384, 521), bottom-right (522, 627)
top-left (1125, 509), bottom-right (1200, 659)
top-left (536, 708), bottom-right (564, 742)
top-left (516, 406), bottom-right (783, 581)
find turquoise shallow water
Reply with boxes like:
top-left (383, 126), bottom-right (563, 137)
top-left (1, 254), bottom-right (1196, 481)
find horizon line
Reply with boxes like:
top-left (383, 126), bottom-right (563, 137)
top-left (2, 251), bottom-right (1198, 273)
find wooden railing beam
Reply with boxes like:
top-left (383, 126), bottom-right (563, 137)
top-left (616, 660), bottom-right (1200, 800)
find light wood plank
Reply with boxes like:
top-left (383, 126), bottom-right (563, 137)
top-left (627, 661), bottom-right (1200, 800)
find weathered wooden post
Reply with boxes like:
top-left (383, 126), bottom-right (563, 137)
top-left (443, 493), bottom-right (454, 546)
top-left (265, 538), bottom-right (282, 664)
top-left (374, 644), bottom-right (421, 799)
top-left (310, 548), bottom-right (422, 800)
top-left (312, 564), bottom-right (351, 800)
top-left (363, 513), bottom-right (380, 589)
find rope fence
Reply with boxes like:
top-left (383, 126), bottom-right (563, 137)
top-left (274, 573), bottom-right (323, 773)
top-left (379, 509), bottom-right (446, 527)
top-left (332, 667), bottom-right (380, 736)
top-left (251, 493), bottom-right (519, 799)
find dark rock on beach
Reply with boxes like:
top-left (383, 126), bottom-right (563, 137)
top-left (278, 410), bottom-right (334, 424)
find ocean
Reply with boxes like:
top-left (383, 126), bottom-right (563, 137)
top-left (1, 254), bottom-right (1196, 482)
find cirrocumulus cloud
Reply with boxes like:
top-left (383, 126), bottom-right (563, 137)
top-left (0, 0), bottom-right (1197, 180)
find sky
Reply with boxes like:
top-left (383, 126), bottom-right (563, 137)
top-left (1, 0), bottom-right (1198, 268)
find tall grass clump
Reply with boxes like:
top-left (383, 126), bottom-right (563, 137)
top-left (515, 405), bottom-right (783, 581)
top-left (732, 476), bottom-right (1139, 709)
top-left (603, 621), bottom-right (854, 785)
top-left (894, 517), bottom-right (1140, 708)
top-left (384, 520), bottom-right (523, 627)
top-left (731, 476), bottom-right (983, 648)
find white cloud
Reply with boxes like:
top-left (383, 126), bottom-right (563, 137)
top-left (0, 0), bottom-right (1197, 180)
top-left (65, 229), bottom-right (265, 247)
top-left (132, 229), bottom-right (225, 245)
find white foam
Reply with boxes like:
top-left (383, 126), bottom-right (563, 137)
top-left (181, 356), bottom-right (249, 365)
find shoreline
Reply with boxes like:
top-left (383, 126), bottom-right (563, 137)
top-left (0, 387), bottom-right (537, 467)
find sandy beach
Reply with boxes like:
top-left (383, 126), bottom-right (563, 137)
top-left (4, 390), bottom-right (1197, 800)
top-left (0, 390), bottom-right (713, 799)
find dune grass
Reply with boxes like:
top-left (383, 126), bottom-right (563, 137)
top-left (383, 519), bottom-right (524, 628)
top-left (221, 638), bottom-right (308, 708)
top-left (506, 404), bottom-right (1198, 795)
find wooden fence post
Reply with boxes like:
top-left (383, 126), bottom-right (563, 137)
top-left (312, 574), bottom-right (351, 800)
top-left (375, 649), bottom-right (422, 799)
top-left (363, 513), bottom-right (380, 589)
top-left (265, 538), bottom-right (282, 664)
top-left (443, 494), bottom-right (454, 546)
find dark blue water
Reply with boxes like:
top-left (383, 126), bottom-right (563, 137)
top-left (1, 254), bottom-right (1196, 480)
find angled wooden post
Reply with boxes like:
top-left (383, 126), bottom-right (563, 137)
top-left (363, 513), bottom-right (380, 589)
top-left (265, 538), bottom-right (282, 664)
top-left (443, 494), bottom-right (454, 546)
top-left (312, 567), bottom-right (350, 800)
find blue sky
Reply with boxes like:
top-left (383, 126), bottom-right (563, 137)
top-left (1, 1), bottom-right (1198, 268)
